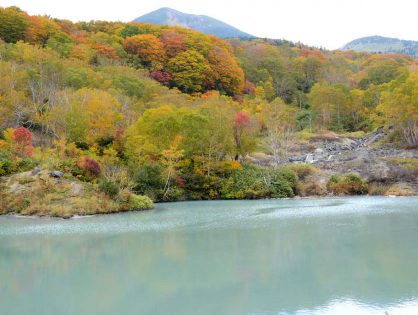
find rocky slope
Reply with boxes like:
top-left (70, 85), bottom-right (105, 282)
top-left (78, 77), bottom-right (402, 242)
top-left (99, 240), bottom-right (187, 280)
top-left (250, 128), bottom-right (418, 196)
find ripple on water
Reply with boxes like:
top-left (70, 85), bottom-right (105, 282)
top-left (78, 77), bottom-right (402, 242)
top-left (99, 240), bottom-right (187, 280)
top-left (0, 196), bottom-right (417, 236)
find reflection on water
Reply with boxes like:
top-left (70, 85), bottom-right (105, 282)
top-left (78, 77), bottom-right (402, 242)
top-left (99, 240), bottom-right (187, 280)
top-left (0, 196), bottom-right (418, 315)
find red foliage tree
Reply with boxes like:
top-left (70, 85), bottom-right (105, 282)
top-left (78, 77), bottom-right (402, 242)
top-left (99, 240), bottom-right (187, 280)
top-left (12, 127), bottom-right (33, 157)
top-left (150, 70), bottom-right (172, 86)
top-left (160, 29), bottom-right (187, 58)
top-left (233, 112), bottom-right (251, 160)
top-left (234, 112), bottom-right (250, 129)
top-left (92, 43), bottom-right (119, 60)
top-left (123, 34), bottom-right (165, 65)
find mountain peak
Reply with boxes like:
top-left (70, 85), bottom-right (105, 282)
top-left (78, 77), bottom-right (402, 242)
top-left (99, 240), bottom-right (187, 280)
top-left (133, 8), bottom-right (254, 39)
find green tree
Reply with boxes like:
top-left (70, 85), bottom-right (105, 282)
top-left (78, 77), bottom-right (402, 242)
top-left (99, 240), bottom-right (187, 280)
top-left (168, 50), bottom-right (210, 93)
top-left (0, 6), bottom-right (29, 43)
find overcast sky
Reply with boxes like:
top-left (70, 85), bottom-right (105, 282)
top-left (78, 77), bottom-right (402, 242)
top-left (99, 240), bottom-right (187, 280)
top-left (1, 0), bottom-right (417, 49)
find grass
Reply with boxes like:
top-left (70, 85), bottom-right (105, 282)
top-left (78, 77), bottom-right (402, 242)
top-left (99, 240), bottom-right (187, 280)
top-left (1, 170), bottom-right (153, 218)
top-left (385, 157), bottom-right (418, 171)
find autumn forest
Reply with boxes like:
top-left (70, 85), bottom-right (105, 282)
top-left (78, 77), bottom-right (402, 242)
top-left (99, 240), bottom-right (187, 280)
top-left (0, 6), bottom-right (417, 216)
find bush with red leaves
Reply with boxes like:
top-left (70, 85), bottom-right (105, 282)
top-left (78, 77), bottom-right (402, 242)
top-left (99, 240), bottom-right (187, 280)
top-left (77, 156), bottom-right (102, 178)
top-left (12, 127), bottom-right (34, 157)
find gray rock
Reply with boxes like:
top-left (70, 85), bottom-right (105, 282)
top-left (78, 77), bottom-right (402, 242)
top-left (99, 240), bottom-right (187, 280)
top-left (305, 154), bottom-right (314, 163)
top-left (314, 148), bottom-right (324, 161)
top-left (289, 156), bottom-right (306, 162)
top-left (50, 171), bottom-right (64, 178)
top-left (31, 167), bottom-right (41, 175)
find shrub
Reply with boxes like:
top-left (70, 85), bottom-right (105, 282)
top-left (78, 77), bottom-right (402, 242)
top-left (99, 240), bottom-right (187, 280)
top-left (99, 179), bottom-right (120, 197)
top-left (127, 194), bottom-right (154, 210)
top-left (77, 156), bottom-right (101, 180)
top-left (288, 163), bottom-right (318, 180)
top-left (221, 165), bottom-right (297, 199)
top-left (384, 183), bottom-right (416, 196)
top-left (0, 149), bottom-right (37, 176)
top-left (0, 151), bottom-right (13, 175)
top-left (133, 163), bottom-right (164, 199)
top-left (296, 177), bottom-right (327, 197)
top-left (327, 173), bottom-right (368, 195)
top-left (368, 182), bottom-right (390, 195)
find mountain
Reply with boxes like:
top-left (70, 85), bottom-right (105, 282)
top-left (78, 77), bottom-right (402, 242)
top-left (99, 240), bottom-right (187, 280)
top-left (342, 36), bottom-right (418, 58)
top-left (133, 7), bottom-right (254, 39)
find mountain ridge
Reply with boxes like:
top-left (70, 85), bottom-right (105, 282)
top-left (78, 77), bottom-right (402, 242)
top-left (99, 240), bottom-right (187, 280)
top-left (133, 7), bottom-right (254, 39)
top-left (342, 35), bottom-right (418, 58)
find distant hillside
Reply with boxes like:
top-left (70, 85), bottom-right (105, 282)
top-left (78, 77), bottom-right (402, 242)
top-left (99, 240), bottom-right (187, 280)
top-left (133, 7), bottom-right (254, 39)
top-left (342, 36), bottom-right (418, 58)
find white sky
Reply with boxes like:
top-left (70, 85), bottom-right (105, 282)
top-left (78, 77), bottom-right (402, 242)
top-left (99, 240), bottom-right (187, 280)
top-left (1, 0), bottom-right (417, 49)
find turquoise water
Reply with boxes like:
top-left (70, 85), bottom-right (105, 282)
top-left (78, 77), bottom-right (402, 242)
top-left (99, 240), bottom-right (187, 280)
top-left (1, 196), bottom-right (418, 315)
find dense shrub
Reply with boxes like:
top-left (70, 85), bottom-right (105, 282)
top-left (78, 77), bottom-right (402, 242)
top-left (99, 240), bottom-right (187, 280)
top-left (99, 179), bottom-right (120, 197)
top-left (76, 156), bottom-right (102, 180)
top-left (133, 163), bottom-right (164, 199)
top-left (0, 150), bottom-right (13, 175)
top-left (126, 193), bottom-right (154, 210)
top-left (0, 149), bottom-right (37, 175)
top-left (327, 173), bottom-right (368, 195)
top-left (288, 163), bottom-right (318, 180)
top-left (221, 165), bottom-right (297, 199)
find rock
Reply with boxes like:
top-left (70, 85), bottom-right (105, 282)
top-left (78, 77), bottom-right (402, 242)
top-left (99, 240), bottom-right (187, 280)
top-left (49, 171), bottom-right (64, 178)
top-left (364, 161), bottom-right (391, 182)
top-left (305, 154), bottom-right (314, 163)
top-left (31, 167), bottom-right (41, 175)
top-left (314, 148), bottom-right (324, 161)
top-left (289, 156), bottom-right (306, 163)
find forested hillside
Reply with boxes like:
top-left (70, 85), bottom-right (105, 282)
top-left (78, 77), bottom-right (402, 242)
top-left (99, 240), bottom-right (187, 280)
top-left (0, 6), bottom-right (417, 215)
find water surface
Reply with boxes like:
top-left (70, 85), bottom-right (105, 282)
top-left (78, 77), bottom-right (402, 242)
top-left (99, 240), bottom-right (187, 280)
top-left (1, 197), bottom-right (418, 314)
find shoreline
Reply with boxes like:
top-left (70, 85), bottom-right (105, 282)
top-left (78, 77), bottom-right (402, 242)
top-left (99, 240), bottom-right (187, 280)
top-left (3, 194), bottom-right (416, 219)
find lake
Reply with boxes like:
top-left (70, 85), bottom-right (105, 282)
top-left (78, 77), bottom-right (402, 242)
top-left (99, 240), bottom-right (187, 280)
top-left (1, 196), bottom-right (418, 315)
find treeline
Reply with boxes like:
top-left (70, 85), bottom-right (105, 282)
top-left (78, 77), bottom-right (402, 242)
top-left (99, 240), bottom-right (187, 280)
top-left (0, 6), bottom-right (417, 204)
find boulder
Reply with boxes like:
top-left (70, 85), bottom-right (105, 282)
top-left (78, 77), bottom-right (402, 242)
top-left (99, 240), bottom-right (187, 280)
top-left (49, 171), bottom-right (64, 178)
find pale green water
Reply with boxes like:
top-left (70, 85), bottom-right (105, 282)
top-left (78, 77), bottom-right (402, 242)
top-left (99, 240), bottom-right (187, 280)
top-left (1, 196), bottom-right (418, 315)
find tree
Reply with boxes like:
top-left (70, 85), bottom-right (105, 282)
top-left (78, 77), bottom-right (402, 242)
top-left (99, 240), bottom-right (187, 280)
top-left (358, 58), bottom-right (405, 89)
top-left (123, 34), bottom-right (165, 66)
top-left (376, 73), bottom-right (418, 147)
top-left (168, 50), bottom-right (210, 93)
top-left (233, 112), bottom-right (256, 160)
top-left (0, 6), bottom-right (29, 43)
top-left (12, 127), bottom-right (34, 157)
top-left (260, 100), bottom-right (297, 166)
top-left (42, 89), bottom-right (123, 143)
top-left (161, 135), bottom-right (184, 199)
top-left (25, 15), bottom-right (61, 47)
top-left (160, 29), bottom-right (187, 58)
top-left (309, 83), bottom-right (351, 130)
top-left (207, 45), bottom-right (244, 96)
